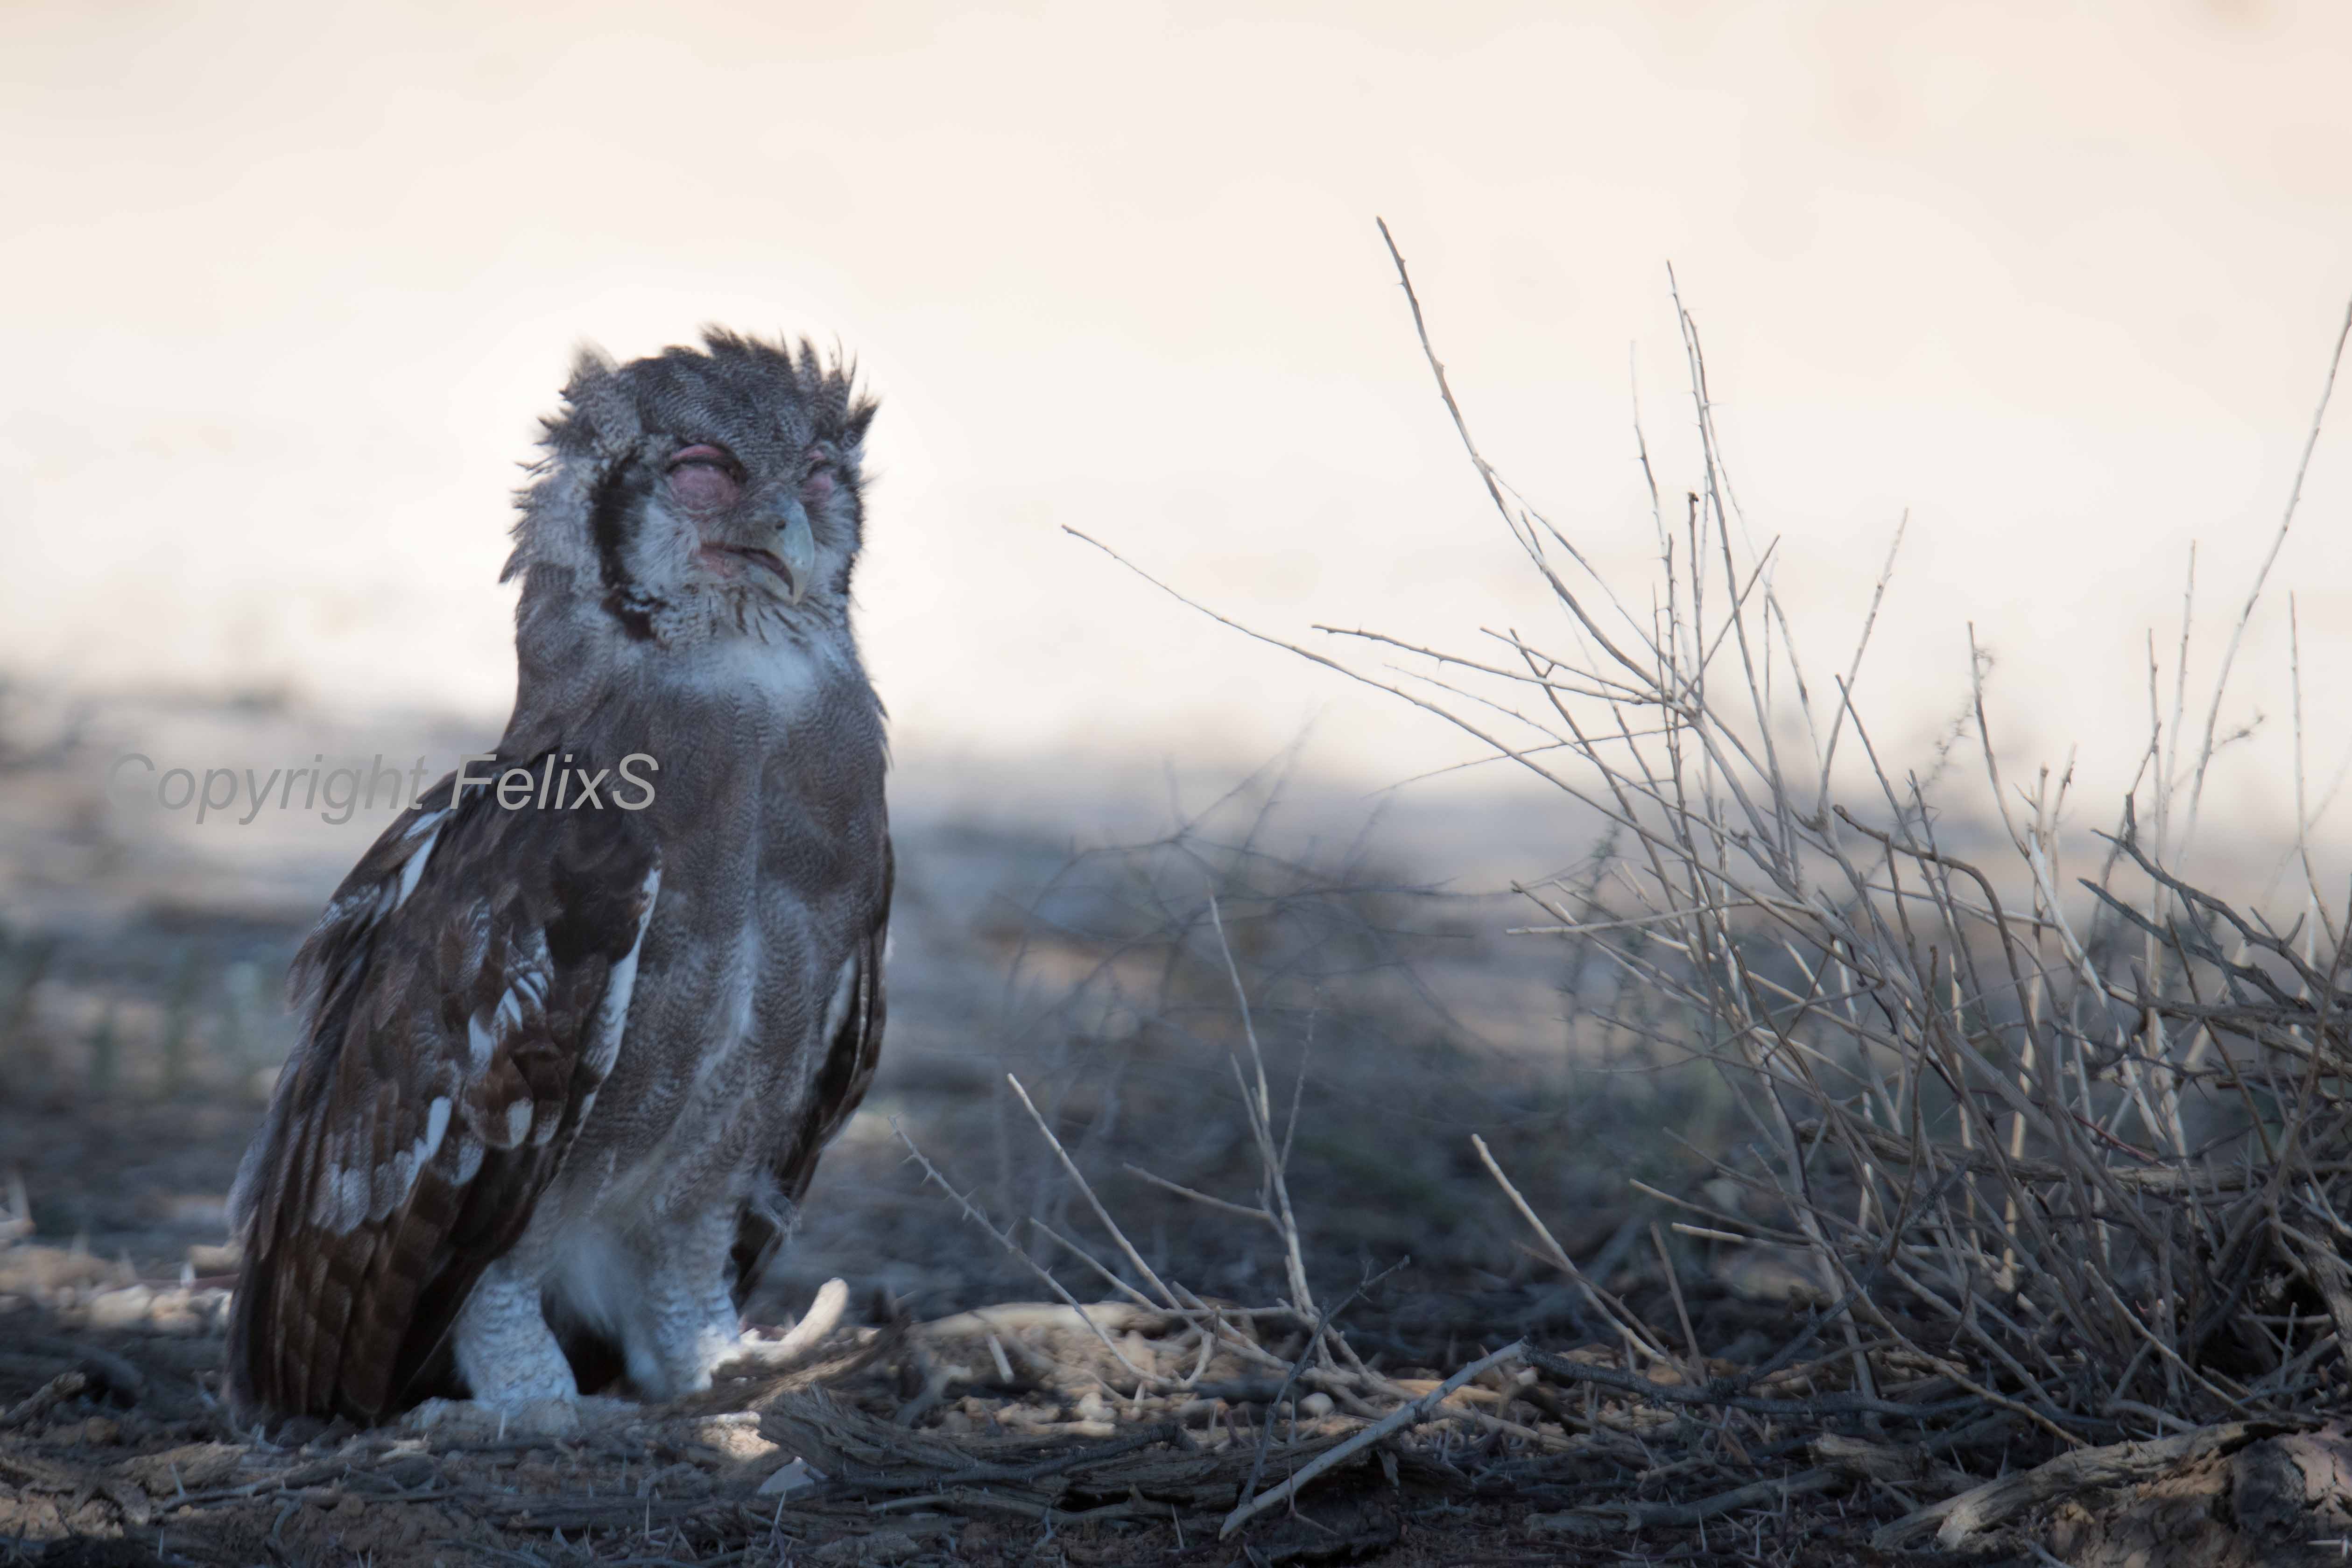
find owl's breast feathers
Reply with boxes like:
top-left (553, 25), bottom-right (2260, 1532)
top-left (224, 761), bottom-right (661, 1426)
top-left (729, 834), bottom-right (891, 1300)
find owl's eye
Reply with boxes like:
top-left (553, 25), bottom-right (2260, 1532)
top-left (801, 448), bottom-right (839, 504)
top-left (665, 443), bottom-right (741, 511)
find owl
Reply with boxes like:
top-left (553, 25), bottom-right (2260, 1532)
top-left (223, 331), bottom-right (891, 1427)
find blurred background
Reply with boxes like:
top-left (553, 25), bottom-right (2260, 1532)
top-left (4, 0), bottom-right (2351, 1335)
top-left (6, 0), bottom-right (2350, 809)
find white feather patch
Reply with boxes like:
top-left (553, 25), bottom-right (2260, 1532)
top-left (308, 1149), bottom-right (342, 1230)
top-left (333, 1162), bottom-right (370, 1234)
top-left (355, 1091), bottom-right (455, 1221)
top-left (586, 864), bottom-right (660, 1076)
top-left (492, 985), bottom-right (525, 1038)
top-left (666, 629), bottom-right (834, 713)
top-left (421, 1095), bottom-right (452, 1164)
top-left (466, 1013), bottom-right (497, 1070)
top-left (392, 816), bottom-right (447, 909)
top-left (819, 952), bottom-right (859, 1044)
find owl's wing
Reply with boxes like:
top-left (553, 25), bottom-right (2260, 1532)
top-left (730, 837), bottom-right (893, 1303)
top-left (225, 766), bottom-right (660, 1426)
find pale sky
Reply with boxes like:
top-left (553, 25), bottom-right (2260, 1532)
top-left (5, 0), bottom-right (2350, 837)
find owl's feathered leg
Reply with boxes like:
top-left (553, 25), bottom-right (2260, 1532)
top-left (587, 1203), bottom-right (747, 1400)
top-left (452, 1259), bottom-right (578, 1406)
top-left (623, 1276), bottom-right (744, 1399)
top-left (401, 1258), bottom-right (626, 1441)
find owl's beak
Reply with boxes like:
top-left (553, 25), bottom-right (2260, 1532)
top-left (776, 508), bottom-right (818, 607)
top-left (696, 499), bottom-right (820, 605)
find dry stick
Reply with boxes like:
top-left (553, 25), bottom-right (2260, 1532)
top-left (1678, 300), bottom-right (1797, 869)
top-left (2287, 597), bottom-right (2344, 955)
top-left (1873, 1419), bottom-right (2291, 1552)
top-left (1650, 1222), bottom-right (1704, 1379)
top-left (1005, 1073), bottom-right (1181, 1312)
top-left (1471, 1134), bottom-right (1672, 1363)
top-left (2182, 293), bottom-right (2352, 853)
top-left (2158, 547), bottom-right (2195, 880)
top-left (1374, 218), bottom-right (1655, 685)
top-left (1966, 627), bottom-right (2076, 1295)
top-left (1813, 514), bottom-right (1909, 829)
top-left (0, 1371), bottom-right (85, 1431)
top-left (1627, 1178), bottom-right (1814, 1247)
top-left (1120, 1164), bottom-right (1282, 1227)
top-left (1218, 1341), bottom-right (1526, 1539)
top-left (1508, 900), bottom-right (1781, 937)
top-left (1205, 897), bottom-right (1316, 1321)
top-left (1026, 1217), bottom-right (1165, 1312)
top-left (1314, 625), bottom-right (1655, 703)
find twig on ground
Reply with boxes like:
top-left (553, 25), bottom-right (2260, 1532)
top-left (1220, 1340), bottom-right (1526, 1539)
top-left (0, 1371), bottom-right (85, 1431)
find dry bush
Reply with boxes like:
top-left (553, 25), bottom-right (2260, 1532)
top-left (1085, 228), bottom-right (2352, 1450)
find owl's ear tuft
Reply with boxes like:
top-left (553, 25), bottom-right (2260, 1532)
top-left (842, 391), bottom-right (879, 448)
top-left (800, 339), bottom-right (878, 450)
top-left (554, 343), bottom-right (641, 460)
top-left (568, 342), bottom-right (618, 382)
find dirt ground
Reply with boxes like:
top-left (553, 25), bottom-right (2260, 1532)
top-left (0, 1250), bottom-right (1945, 1568)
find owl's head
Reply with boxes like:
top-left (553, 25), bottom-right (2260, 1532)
top-left (507, 330), bottom-right (878, 649)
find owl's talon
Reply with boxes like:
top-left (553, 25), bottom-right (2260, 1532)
top-left (726, 1276), bottom-right (850, 1369)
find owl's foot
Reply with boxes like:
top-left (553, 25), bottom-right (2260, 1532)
top-left (722, 1276), bottom-right (850, 1371)
top-left (402, 1393), bottom-right (637, 1444)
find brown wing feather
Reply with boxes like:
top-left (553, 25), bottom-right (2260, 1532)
top-left (226, 762), bottom-right (658, 1427)
top-left (730, 836), bottom-right (893, 1303)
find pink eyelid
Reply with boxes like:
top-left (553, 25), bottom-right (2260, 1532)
top-left (667, 443), bottom-right (733, 468)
